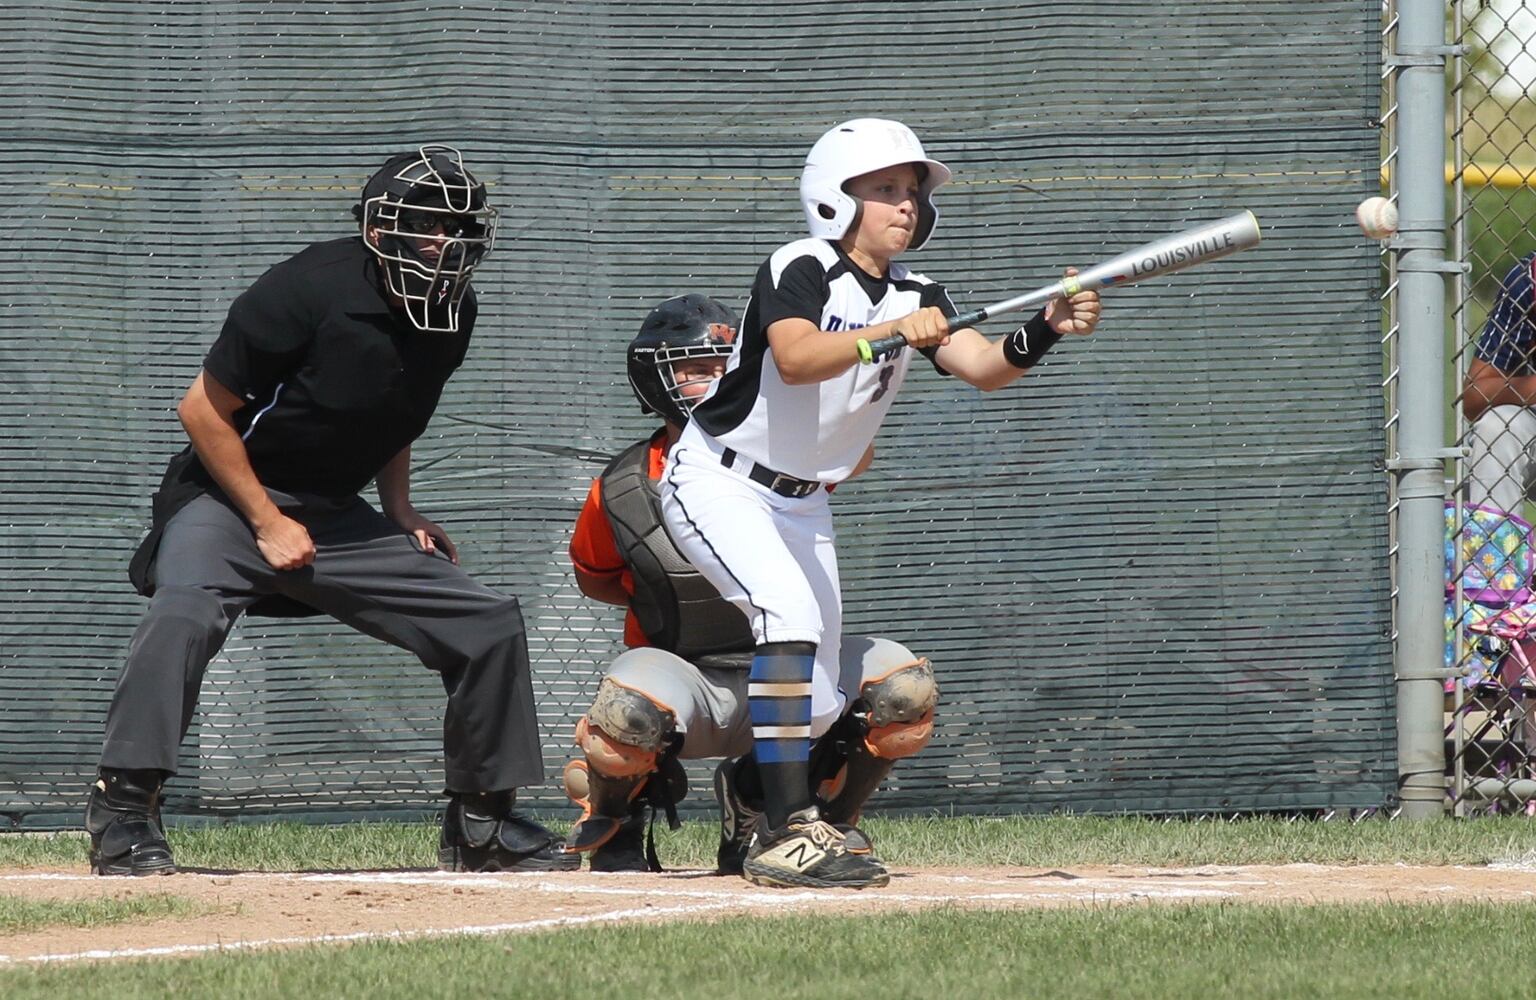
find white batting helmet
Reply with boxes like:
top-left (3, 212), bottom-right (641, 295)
top-left (799, 118), bottom-right (952, 250)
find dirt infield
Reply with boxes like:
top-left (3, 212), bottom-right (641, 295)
top-left (4, 861), bottom-right (1536, 966)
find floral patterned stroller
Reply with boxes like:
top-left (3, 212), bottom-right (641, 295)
top-left (1446, 503), bottom-right (1536, 812)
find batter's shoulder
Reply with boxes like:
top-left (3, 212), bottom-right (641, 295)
top-left (888, 260), bottom-right (938, 286)
top-left (766, 238), bottom-right (838, 277)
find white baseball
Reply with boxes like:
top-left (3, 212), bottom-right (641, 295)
top-left (1355, 196), bottom-right (1398, 240)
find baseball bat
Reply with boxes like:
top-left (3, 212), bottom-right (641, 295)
top-left (860, 210), bottom-right (1261, 363)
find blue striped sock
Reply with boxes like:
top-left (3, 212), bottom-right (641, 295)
top-left (749, 642), bottom-right (815, 828)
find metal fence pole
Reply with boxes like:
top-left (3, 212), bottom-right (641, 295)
top-left (1391, 0), bottom-right (1454, 819)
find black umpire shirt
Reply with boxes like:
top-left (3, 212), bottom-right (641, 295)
top-left (128, 236), bottom-right (476, 600)
top-left (203, 235), bottom-right (475, 497)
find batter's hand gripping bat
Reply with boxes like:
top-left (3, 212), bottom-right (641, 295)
top-left (859, 210), bottom-right (1262, 364)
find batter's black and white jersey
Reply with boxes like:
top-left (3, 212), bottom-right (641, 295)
top-left (689, 238), bottom-right (952, 483)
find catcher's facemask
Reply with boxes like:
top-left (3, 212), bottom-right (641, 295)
top-left (654, 333), bottom-right (735, 417)
top-left (626, 294), bottom-right (739, 427)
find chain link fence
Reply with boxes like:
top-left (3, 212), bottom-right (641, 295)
top-left (1, 1), bottom-right (1393, 828)
top-left (1446, 0), bottom-right (1536, 814)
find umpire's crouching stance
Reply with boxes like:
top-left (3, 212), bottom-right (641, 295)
top-left (88, 145), bottom-right (576, 876)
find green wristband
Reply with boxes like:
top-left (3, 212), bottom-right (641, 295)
top-left (855, 338), bottom-right (873, 364)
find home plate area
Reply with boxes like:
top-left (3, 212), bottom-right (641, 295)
top-left (3, 863), bottom-right (1535, 966)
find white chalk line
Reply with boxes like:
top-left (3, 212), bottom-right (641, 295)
top-left (0, 871), bottom-right (1236, 967)
top-left (294, 870), bottom-right (1244, 900)
top-left (0, 869), bottom-right (1242, 903)
top-left (0, 898), bottom-right (745, 967)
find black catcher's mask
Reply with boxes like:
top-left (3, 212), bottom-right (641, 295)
top-left (626, 294), bottom-right (738, 427)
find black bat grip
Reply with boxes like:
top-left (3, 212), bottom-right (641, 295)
top-left (860, 333), bottom-right (908, 364)
top-left (858, 308), bottom-right (989, 365)
top-left (948, 307), bottom-right (986, 330)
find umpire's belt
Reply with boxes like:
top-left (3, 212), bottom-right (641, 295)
top-left (720, 448), bottom-right (822, 498)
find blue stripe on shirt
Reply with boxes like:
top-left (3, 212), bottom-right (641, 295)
top-left (1476, 254), bottom-right (1536, 374)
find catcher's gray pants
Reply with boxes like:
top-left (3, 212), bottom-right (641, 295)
top-left (100, 491), bottom-right (544, 793)
top-left (606, 635), bottom-right (919, 760)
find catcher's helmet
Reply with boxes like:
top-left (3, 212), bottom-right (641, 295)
top-left (800, 118), bottom-right (951, 250)
top-left (626, 295), bottom-right (738, 427)
top-left (356, 144), bottom-right (498, 333)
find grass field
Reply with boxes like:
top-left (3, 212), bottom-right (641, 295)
top-left (5, 815), bottom-right (1536, 998)
top-left (0, 894), bottom-right (201, 936)
top-left (6, 901), bottom-right (1536, 1000)
top-left (11, 812), bottom-right (1536, 871)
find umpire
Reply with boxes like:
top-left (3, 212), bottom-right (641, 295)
top-left (88, 145), bottom-right (576, 876)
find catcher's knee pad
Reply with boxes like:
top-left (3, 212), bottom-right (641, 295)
top-left (572, 716), bottom-right (657, 781)
top-left (859, 657), bottom-right (938, 760)
top-left (575, 676), bottom-right (677, 779)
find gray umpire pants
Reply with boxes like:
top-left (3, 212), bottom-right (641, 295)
top-left (100, 491), bottom-right (545, 793)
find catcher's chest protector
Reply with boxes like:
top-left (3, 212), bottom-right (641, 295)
top-left (600, 440), bottom-right (755, 660)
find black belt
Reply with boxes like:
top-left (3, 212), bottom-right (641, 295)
top-left (720, 448), bottom-right (823, 498)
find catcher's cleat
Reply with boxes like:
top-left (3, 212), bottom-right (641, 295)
top-left (713, 756), bottom-right (763, 876)
top-left (589, 810), bottom-right (649, 873)
top-left (439, 792), bottom-right (580, 873)
top-left (84, 769), bottom-right (176, 877)
top-left (741, 805), bottom-right (889, 890)
top-left (834, 823), bottom-right (875, 857)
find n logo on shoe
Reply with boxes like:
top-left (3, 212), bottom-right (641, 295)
top-left (761, 837), bottom-right (826, 872)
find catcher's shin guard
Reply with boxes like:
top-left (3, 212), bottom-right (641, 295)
top-left (815, 746), bottom-right (891, 855)
top-left (564, 752), bottom-right (687, 871)
top-left (713, 754), bottom-right (764, 876)
top-left (84, 769), bottom-right (176, 877)
top-left (741, 805), bottom-right (889, 890)
top-left (589, 810), bottom-right (649, 873)
top-left (814, 657), bottom-right (938, 847)
top-left (438, 790), bottom-right (579, 872)
top-left (562, 753), bottom-right (647, 855)
top-left (563, 678), bottom-right (679, 856)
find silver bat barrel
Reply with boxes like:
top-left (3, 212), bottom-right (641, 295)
top-left (859, 211), bottom-right (1261, 364)
top-left (954, 210), bottom-right (1262, 329)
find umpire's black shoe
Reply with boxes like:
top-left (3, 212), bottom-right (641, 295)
top-left (589, 811), bottom-right (649, 873)
top-left (84, 769), bottom-right (176, 877)
top-left (439, 792), bottom-right (580, 873)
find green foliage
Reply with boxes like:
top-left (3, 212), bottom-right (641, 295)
top-left (1462, 183), bottom-right (1536, 305)
top-left (1452, 0), bottom-right (1536, 302)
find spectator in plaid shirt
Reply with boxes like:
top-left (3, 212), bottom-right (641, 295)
top-left (1465, 253), bottom-right (1536, 514)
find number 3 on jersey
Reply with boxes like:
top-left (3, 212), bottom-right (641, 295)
top-left (870, 363), bottom-right (896, 404)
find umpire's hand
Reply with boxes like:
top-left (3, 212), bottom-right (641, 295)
top-left (391, 507), bottom-right (460, 565)
top-left (255, 513), bottom-right (317, 570)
